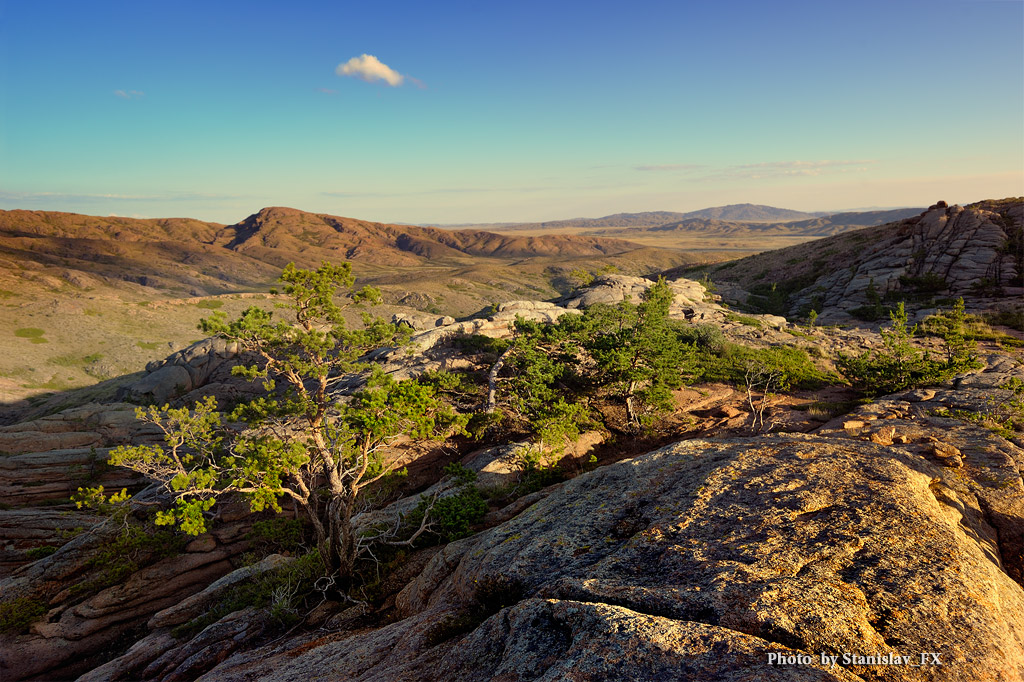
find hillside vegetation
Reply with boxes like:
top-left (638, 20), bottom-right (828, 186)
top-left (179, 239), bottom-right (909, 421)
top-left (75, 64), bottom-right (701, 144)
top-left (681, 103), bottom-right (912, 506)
top-left (1, 198), bottom-right (1023, 680)
top-left (0, 207), bottom-right (699, 407)
top-left (1, 255), bottom-right (1022, 681)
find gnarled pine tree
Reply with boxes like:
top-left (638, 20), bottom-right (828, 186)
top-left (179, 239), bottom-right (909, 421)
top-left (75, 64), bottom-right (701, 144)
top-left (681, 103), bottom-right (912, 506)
top-left (109, 262), bottom-right (465, 584)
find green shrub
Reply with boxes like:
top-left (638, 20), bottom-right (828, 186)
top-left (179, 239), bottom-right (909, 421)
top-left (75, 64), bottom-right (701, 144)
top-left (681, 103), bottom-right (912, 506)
top-left (725, 313), bottom-right (763, 328)
top-left (418, 489), bottom-right (488, 543)
top-left (506, 278), bottom-right (697, 432)
top-left (848, 279), bottom-right (889, 321)
top-left (935, 377), bottom-right (1024, 439)
top-left (744, 282), bottom-right (788, 316)
top-left (801, 399), bottom-right (870, 420)
top-left (898, 272), bottom-right (948, 294)
top-left (0, 597), bottom-right (47, 634)
top-left (70, 517), bottom-right (186, 596)
top-left (848, 304), bottom-right (889, 322)
top-left (675, 323), bottom-right (727, 353)
top-left (985, 307), bottom-right (1024, 333)
top-left (568, 267), bottom-right (595, 288)
top-left (692, 343), bottom-right (834, 390)
top-left (25, 545), bottom-right (57, 560)
top-left (465, 410), bottom-right (506, 441)
top-left (403, 463), bottom-right (489, 544)
top-left (837, 302), bottom-right (970, 396)
top-left (194, 300), bottom-right (224, 310)
top-left (452, 333), bottom-right (510, 355)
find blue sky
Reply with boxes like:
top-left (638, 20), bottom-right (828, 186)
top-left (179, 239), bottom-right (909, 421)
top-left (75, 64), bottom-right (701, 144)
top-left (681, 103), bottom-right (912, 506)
top-left (1, 0), bottom-right (1021, 224)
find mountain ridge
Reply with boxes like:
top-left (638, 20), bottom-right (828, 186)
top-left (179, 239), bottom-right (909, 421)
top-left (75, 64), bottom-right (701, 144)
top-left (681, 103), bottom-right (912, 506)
top-left (432, 204), bottom-right (923, 233)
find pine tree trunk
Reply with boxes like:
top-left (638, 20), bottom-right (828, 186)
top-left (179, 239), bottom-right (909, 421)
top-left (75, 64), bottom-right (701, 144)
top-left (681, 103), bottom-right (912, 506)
top-left (625, 380), bottom-right (639, 426)
top-left (315, 496), bottom-right (356, 584)
top-left (486, 348), bottom-right (511, 413)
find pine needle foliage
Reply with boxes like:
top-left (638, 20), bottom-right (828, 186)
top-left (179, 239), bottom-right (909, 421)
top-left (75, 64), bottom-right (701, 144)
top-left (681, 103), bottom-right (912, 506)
top-left (109, 262), bottom-right (466, 583)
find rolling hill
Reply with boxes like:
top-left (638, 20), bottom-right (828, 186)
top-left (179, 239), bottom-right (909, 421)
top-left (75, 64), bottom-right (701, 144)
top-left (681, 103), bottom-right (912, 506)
top-left (0, 207), bottom-right (698, 405)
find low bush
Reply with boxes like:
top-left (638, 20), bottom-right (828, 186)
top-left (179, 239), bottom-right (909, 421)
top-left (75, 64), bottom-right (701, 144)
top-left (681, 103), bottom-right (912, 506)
top-left (692, 343), bottom-right (835, 390)
top-left (898, 272), bottom-right (948, 295)
top-left (0, 597), bottom-right (47, 634)
top-left (66, 503), bottom-right (186, 597)
top-left (838, 302), bottom-right (977, 396)
top-left (984, 307), bottom-right (1024, 333)
top-left (675, 323), bottom-right (727, 353)
top-left (403, 463), bottom-right (489, 544)
top-left (934, 377), bottom-right (1024, 440)
top-left (725, 312), bottom-right (763, 327)
top-left (24, 545), bottom-right (57, 561)
top-left (246, 517), bottom-right (307, 558)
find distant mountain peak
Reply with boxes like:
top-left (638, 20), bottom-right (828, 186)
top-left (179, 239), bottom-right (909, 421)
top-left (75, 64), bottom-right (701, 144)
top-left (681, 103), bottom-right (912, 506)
top-left (680, 204), bottom-right (817, 223)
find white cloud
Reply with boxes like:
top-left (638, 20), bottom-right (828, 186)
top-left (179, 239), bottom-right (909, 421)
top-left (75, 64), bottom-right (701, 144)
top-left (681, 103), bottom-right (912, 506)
top-left (114, 89), bottom-right (144, 99)
top-left (335, 54), bottom-right (407, 86)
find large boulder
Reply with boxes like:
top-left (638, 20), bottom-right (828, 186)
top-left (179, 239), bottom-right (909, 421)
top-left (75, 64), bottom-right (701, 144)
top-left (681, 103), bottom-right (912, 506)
top-left (118, 338), bottom-right (239, 405)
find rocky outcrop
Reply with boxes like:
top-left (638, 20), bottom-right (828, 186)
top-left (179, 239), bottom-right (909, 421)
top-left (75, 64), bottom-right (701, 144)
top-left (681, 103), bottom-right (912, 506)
top-left (397, 275), bottom-right (733, 356)
top-left (1, 254), bottom-right (1020, 681)
top-left (392, 312), bottom-right (456, 330)
top-left (712, 200), bottom-right (1023, 323)
top-left (808, 202), bottom-right (1020, 320)
top-left (190, 358), bottom-right (1024, 682)
top-left (0, 515), bottom-right (251, 681)
top-left (116, 338), bottom-right (240, 405)
top-left (0, 402), bottom-right (160, 573)
top-left (373, 274), bottom-right (756, 383)
top-left (147, 554), bottom-right (294, 630)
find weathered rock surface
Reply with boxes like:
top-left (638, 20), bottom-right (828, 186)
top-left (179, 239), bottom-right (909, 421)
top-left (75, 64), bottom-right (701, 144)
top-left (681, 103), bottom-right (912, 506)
top-left (147, 553), bottom-right (294, 629)
top-left (197, 380), bottom-right (1024, 682)
top-left (0, 508), bottom-right (104, 575)
top-left (1, 251), bottom-right (1021, 681)
top-left (392, 312), bottom-right (456, 330)
top-left (200, 598), bottom-right (864, 682)
top-left (141, 607), bottom-right (269, 682)
top-left (0, 402), bottom-right (166, 579)
top-left (0, 528), bottom-right (246, 681)
top-left (117, 338), bottom-right (240, 405)
top-left (713, 200), bottom-right (1023, 323)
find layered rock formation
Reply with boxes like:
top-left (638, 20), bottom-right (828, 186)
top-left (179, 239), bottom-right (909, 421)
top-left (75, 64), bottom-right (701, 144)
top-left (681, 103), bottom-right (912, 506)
top-left (186, 356), bottom-right (1023, 682)
top-left (56, 356), bottom-right (1020, 682)
top-left (711, 199), bottom-right (1023, 323)
top-left (1, 264), bottom-right (1021, 681)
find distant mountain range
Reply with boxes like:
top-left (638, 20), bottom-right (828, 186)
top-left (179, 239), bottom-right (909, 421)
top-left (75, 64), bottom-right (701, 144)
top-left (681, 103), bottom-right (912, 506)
top-left (638, 208), bottom-right (926, 238)
top-left (443, 204), bottom-right (923, 232)
top-left (0, 205), bottom-right (929, 300)
top-left (0, 206), bottom-right (675, 297)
